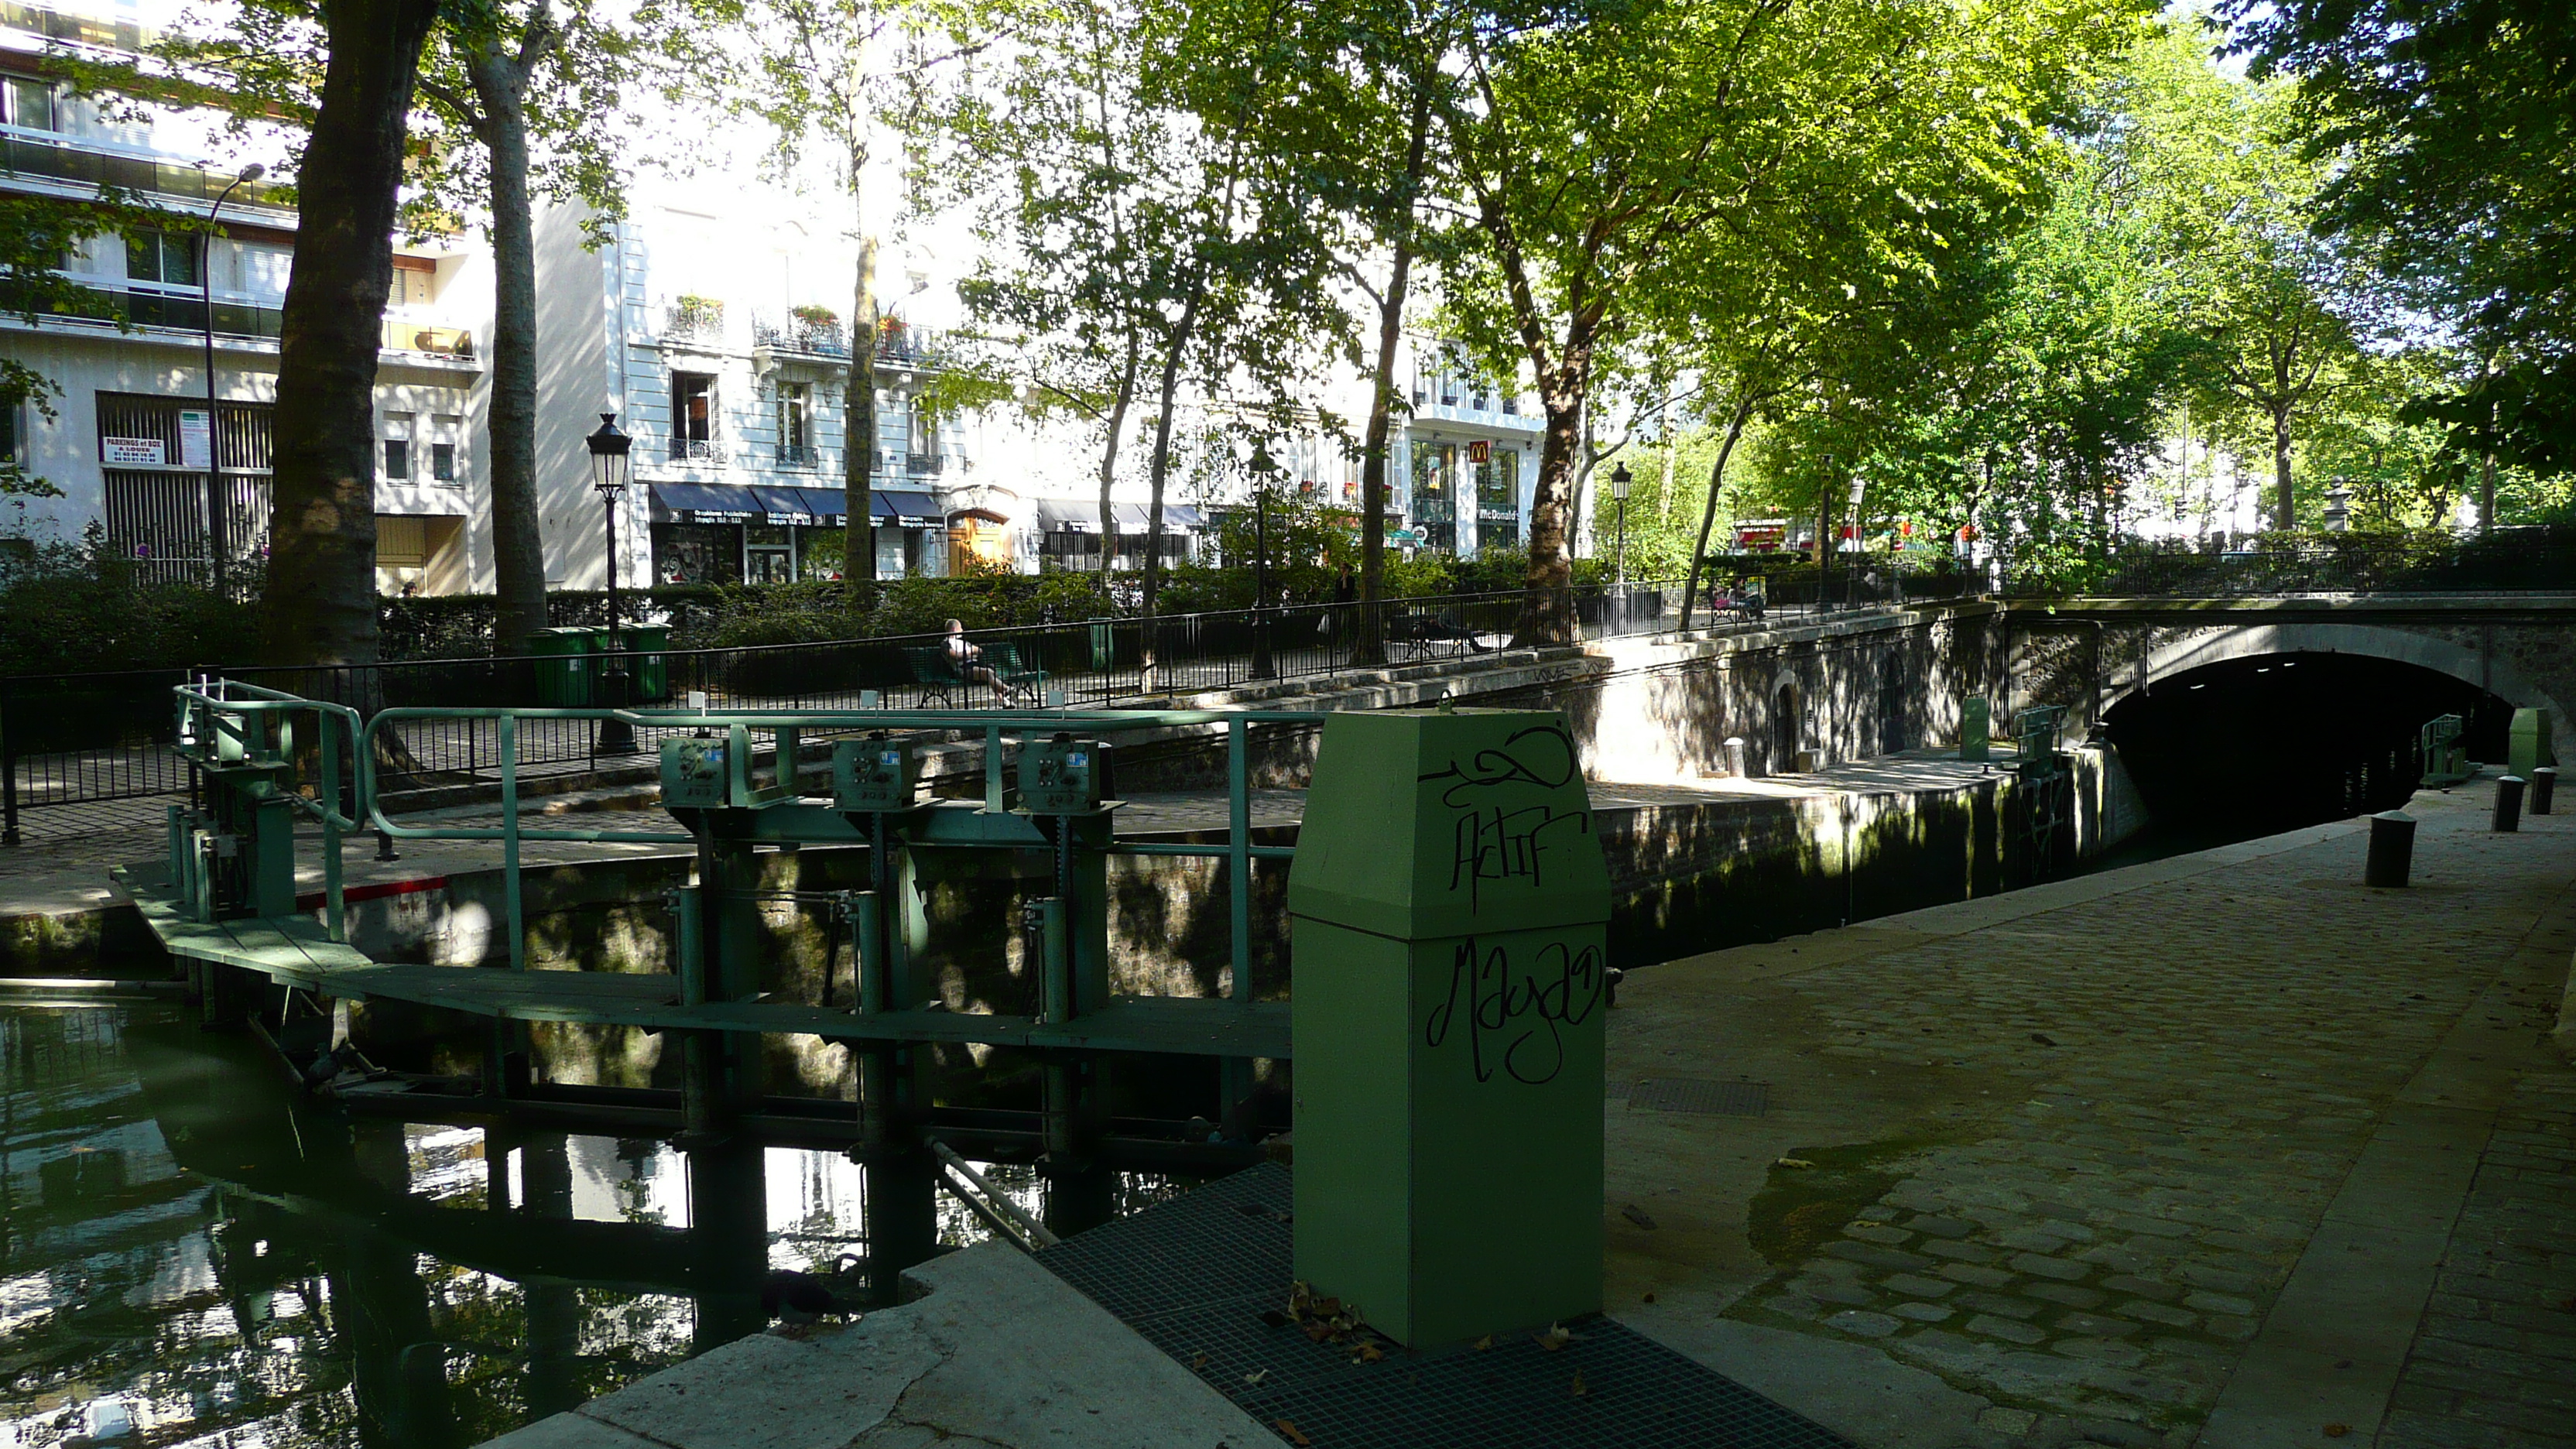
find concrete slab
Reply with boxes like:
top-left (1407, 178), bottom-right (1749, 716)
top-left (1616, 1307), bottom-right (2007, 1449)
top-left (481, 1242), bottom-right (1269, 1449)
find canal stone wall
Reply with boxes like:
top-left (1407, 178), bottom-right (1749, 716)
top-left (336, 741), bottom-right (2140, 1107)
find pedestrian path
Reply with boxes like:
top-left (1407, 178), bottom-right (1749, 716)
top-left (1605, 777), bottom-right (2574, 1447)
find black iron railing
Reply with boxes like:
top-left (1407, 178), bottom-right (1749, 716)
top-left (0, 585), bottom-right (1711, 841)
top-left (2003, 530), bottom-right (2576, 598)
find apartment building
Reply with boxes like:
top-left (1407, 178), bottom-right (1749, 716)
top-left (0, 0), bottom-right (1551, 608)
top-left (0, 2), bottom-right (493, 594)
top-left (529, 148), bottom-right (1220, 591)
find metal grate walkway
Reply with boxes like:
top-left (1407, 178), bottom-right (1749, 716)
top-left (1036, 1162), bottom-right (1856, 1449)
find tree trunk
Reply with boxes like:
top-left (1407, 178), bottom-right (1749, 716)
top-left (464, 13), bottom-right (555, 653)
top-left (2479, 450), bottom-right (2494, 536)
top-left (1656, 427), bottom-right (1677, 527)
top-left (1138, 283), bottom-right (1202, 632)
top-left (2271, 405), bottom-right (2294, 533)
top-left (1096, 327), bottom-right (1139, 587)
top-left (1512, 384), bottom-right (1582, 646)
top-left (258, 0), bottom-right (444, 667)
top-left (1678, 392), bottom-right (1754, 631)
top-left (1355, 81), bottom-right (1434, 666)
top-left (844, 193), bottom-right (881, 593)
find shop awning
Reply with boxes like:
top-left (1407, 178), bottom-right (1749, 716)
top-left (1109, 502), bottom-right (1208, 532)
top-left (880, 489), bottom-right (944, 524)
top-left (750, 485), bottom-right (818, 524)
top-left (1035, 498), bottom-right (1102, 533)
top-left (1032, 499), bottom-right (1205, 533)
top-left (651, 481), bottom-right (761, 522)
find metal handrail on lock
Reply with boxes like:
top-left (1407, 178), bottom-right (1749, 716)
top-left (171, 680), bottom-right (368, 941)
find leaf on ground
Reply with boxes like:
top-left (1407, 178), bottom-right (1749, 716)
top-left (1471, 1334), bottom-right (1494, 1351)
top-left (2029, 1033), bottom-right (2057, 1046)
top-left (1535, 1323), bottom-right (1574, 1351)
top-left (1571, 1368), bottom-right (1588, 1397)
top-left (1776, 1157), bottom-right (1816, 1169)
top-left (1621, 1204), bottom-right (1659, 1230)
top-left (1275, 1420), bottom-right (1312, 1446)
top-left (2323, 1427), bottom-right (2350, 1440)
top-left (1244, 1368), bottom-right (1268, 1386)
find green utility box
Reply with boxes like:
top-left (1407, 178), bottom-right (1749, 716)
top-left (607, 623), bottom-right (673, 704)
top-left (833, 733), bottom-right (921, 813)
top-left (1961, 695), bottom-right (1990, 763)
top-left (662, 736), bottom-right (731, 809)
top-left (1018, 734), bottom-right (1115, 815)
top-left (2509, 707), bottom-right (2557, 779)
top-left (1288, 707), bottom-right (1612, 1348)
top-left (526, 627), bottom-right (596, 706)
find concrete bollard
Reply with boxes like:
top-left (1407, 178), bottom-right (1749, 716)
top-left (1724, 735), bottom-right (1747, 777)
top-left (2493, 776), bottom-right (2525, 832)
top-left (2365, 810), bottom-right (2416, 888)
top-left (2533, 766), bottom-right (2557, 816)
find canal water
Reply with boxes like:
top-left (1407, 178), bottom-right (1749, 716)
top-left (0, 1002), bottom-right (1193, 1447)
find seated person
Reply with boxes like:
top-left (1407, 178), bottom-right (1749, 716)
top-left (944, 618), bottom-right (1025, 706)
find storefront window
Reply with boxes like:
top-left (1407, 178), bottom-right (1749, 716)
top-left (1410, 442), bottom-right (1456, 553)
top-left (1475, 449), bottom-right (1520, 552)
top-left (653, 522), bottom-right (742, 584)
top-left (745, 522), bottom-right (794, 584)
top-left (796, 526), bottom-right (845, 580)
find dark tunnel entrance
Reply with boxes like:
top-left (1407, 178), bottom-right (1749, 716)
top-left (2102, 650), bottom-right (2519, 850)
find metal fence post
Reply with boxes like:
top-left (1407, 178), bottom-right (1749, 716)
top-left (1, 687), bottom-right (16, 846)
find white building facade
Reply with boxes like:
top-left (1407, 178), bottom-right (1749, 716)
top-left (1, 2), bottom-right (1554, 605)
top-left (0, 4), bottom-right (495, 594)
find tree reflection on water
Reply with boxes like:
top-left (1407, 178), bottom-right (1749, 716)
top-left (0, 1005), bottom-right (1191, 1447)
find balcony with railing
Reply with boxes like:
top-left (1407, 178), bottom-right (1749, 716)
top-left (661, 300), bottom-right (725, 348)
top-left (875, 324), bottom-right (948, 367)
top-left (776, 442), bottom-right (820, 469)
top-left (669, 436), bottom-right (727, 464)
top-left (382, 318), bottom-right (476, 360)
top-left (753, 315), bottom-right (850, 358)
top-left (0, 128), bottom-right (291, 211)
top-left (12, 279), bottom-right (286, 341)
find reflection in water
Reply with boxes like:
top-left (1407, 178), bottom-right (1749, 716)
top-left (0, 1005), bottom-right (1195, 1446)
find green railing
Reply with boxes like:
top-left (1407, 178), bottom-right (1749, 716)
top-left (173, 683), bottom-right (1324, 999)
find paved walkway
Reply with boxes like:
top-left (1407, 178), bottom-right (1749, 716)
top-left (1605, 777), bottom-right (2574, 1448)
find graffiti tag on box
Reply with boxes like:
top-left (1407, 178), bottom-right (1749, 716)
top-left (1423, 936), bottom-right (1605, 1085)
top-left (1418, 724), bottom-right (1591, 909)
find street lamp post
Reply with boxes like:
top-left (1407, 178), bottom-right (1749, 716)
top-left (589, 414), bottom-right (637, 755)
top-left (200, 163), bottom-right (264, 596)
top-left (1247, 440), bottom-right (1280, 680)
top-left (1609, 461), bottom-right (1633, 628)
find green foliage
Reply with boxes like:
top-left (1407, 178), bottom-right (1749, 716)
top-left (2228, 0), bottom-right (2576, 476)
top-left (0, 529), bottom-right (260, 675)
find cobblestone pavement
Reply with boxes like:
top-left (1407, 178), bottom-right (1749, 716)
top-left (2379, 1071), bottom-right (2576, 1449)
top-left (1607, 782), bottom-right (2576, 1448)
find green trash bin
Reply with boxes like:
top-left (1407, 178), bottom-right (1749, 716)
top-left (526, 627), bottom-right (595, 707)
top-left (615, 623), bottom-right (672, 704)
